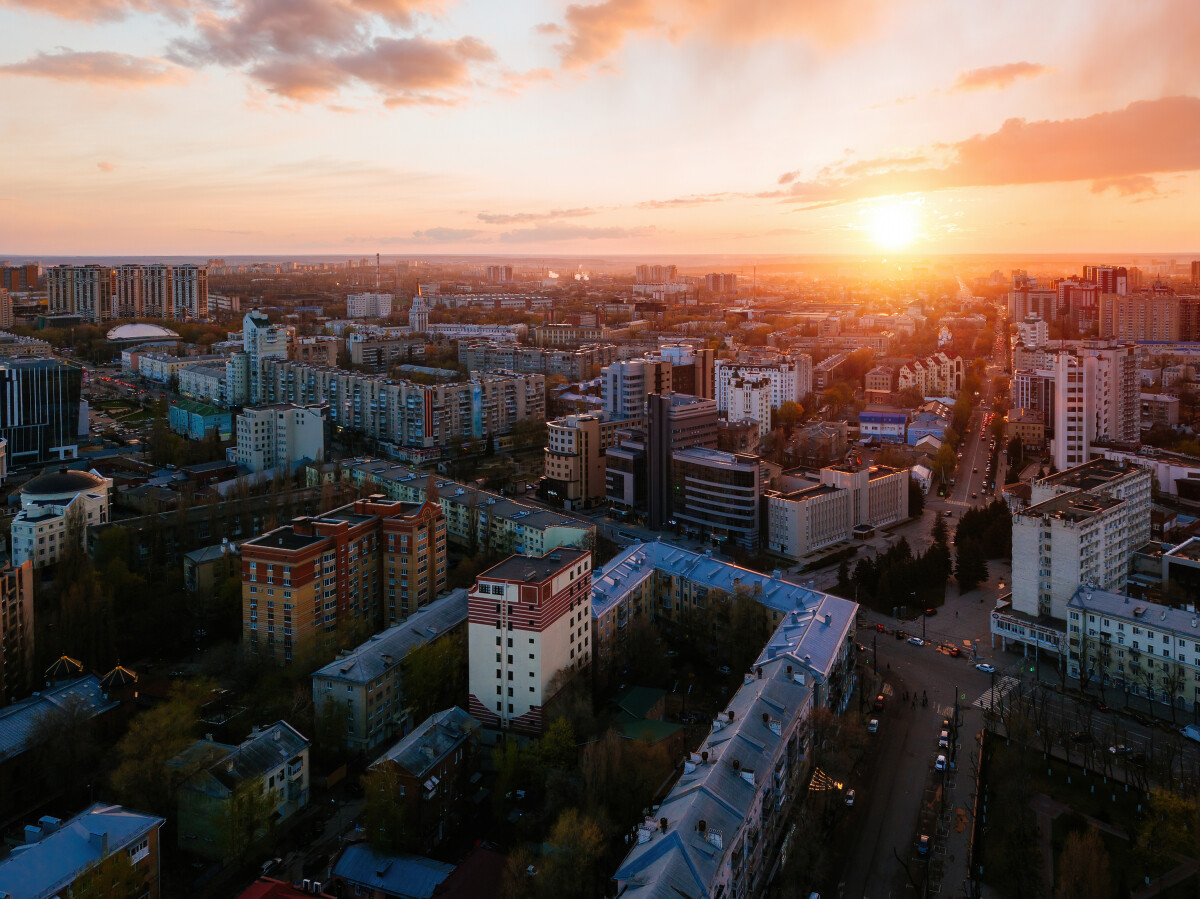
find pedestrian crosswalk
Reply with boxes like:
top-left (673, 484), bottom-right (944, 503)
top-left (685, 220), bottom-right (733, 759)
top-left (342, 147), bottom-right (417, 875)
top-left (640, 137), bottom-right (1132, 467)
top-left (974, 675), bottom-right (1019, 711)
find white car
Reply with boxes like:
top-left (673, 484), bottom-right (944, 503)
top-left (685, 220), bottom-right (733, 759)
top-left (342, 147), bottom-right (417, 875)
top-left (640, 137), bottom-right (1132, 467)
top-left (935, 754), bottom-right (947, 771)
top-left (867, 718), bottom-right (879, 734)
top-left (975, 663), bottom-right (996, 674)
top-left (907, 637), bottom-right (925, 646)
top-left (938, 730), bottom-right (949, 748)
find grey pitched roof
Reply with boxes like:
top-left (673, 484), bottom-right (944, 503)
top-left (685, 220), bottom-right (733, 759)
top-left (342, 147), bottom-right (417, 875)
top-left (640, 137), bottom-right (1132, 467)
top-left (592, 542), bottom-right (857, 681)
top-left (311, 589), bottom-right (469, 686)
top-left (375, 707), bottom-right (479, 778)
top-left (171, 721), bottom-right (309, 795)
top-left (0, 677), bottom-right (118, 764)
top-left (332, 845), bottom-right (453, 899)
top-left (614, 662), bottom-right (811, 897)
top-left (0, 804), bottom-right (164, 899)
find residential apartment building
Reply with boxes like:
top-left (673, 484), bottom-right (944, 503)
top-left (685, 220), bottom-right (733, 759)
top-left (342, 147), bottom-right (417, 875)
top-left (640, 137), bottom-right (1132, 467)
top-left (241, 496), bottom-right (447, 664)
top-left (591, 542), bottom-right (858, 709)
top-left (787, 420), bottom-right (850, 468)
top-left (170, 722), bottom-right (309, 859)
top-left (1009, 272), bottom-right (1062, 322)
top-left (714, 354), bottom-right (812, 413)
top-left (369, 707), bottom-right (479, 852)
top-left (467, 549), bottom-right (592, 735)
top-left (645, 392), bottom-right (718, 528)
top-left (0, 263), bottom-right (39, 292)
top-left (864, 365), bottom-right (895, 400)
top-left (0, 332), bottom-right (51, 359)
top-left (671, 448), bottom-right (767, 550)
top-left (813, 352), bottom-right (848, 391)
top-left (0, 561), bottom-right (33, 704)
top-left (242, 310), bottom-right (291, 405)
top-left (348, 334), bottom-right (426, 372)
top-left (602, 358), bottom-right (672, 418)
top-left (654, 344), bottom-right (715, 400)
top-left (1006, 459), bottom-right (1151, 631)
top-left (311, 590), bottom-right (468, 752)
top-left (610, 570), bottom-right (857, 898)
top-left (346, 292), bottom-right (394, 319)
top-left (533, 323), bottom-right (611, 347)
top-left (460, 341), bottom-right (617, 381)
top-left (859, 407), bottom-right (908, 442)
top-left (1098, 292), bottom-right (1185, 342)
top-left (0, 804), bottom-right (164, 899)
top-left (172, 264), bottom-right (208, 319)
top-left (1142, 393), bottom-right (1180, 427)
top-left (897, 352), bottom-right (965, 398)
top-left (228, 403), bottom-right (325, 472)
top-left (260, 360), bottom-right (544, 451)
top-left (340, 459), bottom-right (594, 557)
top-left (293, 336), bottom-right (341, 368)
top-left (726, 375), bottom-right (772, 441)
top-left (46, 264), bottom-right (114, 322)
top-left (50, 263), bottom-right (207, 323)
top-left (766, 464), bottom-right (909, 561)
top-left (1006, 408), bottom-right (1046, 451)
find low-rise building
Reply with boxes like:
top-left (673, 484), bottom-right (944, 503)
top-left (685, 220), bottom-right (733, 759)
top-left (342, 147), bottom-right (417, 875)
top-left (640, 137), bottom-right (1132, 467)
top-left (0, 804), bottom-right (164, 899)
top-left (169, 399), bottom-right (233, 441)
top-left (311, 590), bottom-right (468, 753)
top-left (10, 468), bottom-right (111, 569)
top-left (898, 352), bottom-right (964, 398)
top-left (858, 407), bottom-right (907, 443)
top-left (766, 463), bottom-right (909, 561)
top-left (369, 707), bottom-right (479, 852)
top-left (331, 844), bottom-right (453, 899)
top-left (1005, 407), bottom-right (1045, 451)
top-left (864, 364), bottom-right (895, 401)
top-left (178, 362), bottom-right (229, 406)
top-left (171, 722), bottom-right (310, 859)
top-left (1141, 393), bottom-right (1180, 428)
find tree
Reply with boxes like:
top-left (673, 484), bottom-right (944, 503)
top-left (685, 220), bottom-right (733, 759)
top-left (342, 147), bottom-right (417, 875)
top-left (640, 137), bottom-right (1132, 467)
top-left (109, 681), bottom-right (210, 816)
top-left (835, 559), bottom-right (853, 597)
top-left (1136, 789), bottom-right (1197, 869)
top-left (955, 539), bottom-right (988, 594)
top-left (217, 777), bottom-right (278, 864)
top-left (71, 851), bottom-right (146, 899)
top-left (402, 633), bottom-right (467, 724)
top-left (776, 400), bottom-right (803, 433)
top-left (363, 764), bottom-right (418, 854)
top-left (541, 808), bottom-right (607, 899)
top-left (907, 478), bottom-right (924, 516)
top-left (539, 717), bottom-right (578, 770)
top-left (897, 386), bottom-right (924, 408)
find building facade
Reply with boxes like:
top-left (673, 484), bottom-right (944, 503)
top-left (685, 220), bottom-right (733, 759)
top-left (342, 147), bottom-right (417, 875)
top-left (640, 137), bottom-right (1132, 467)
top-left (715, 354), bottom-right (812, 413)
top-left (346, 293), bottom-right (394, 319)
top-left (9, 468), bottom-right (111, 569)
top-left (228, 403), bottom-right (325, 472)
top-left (466, 549), bottom-right (592, 735)
top-left (0, 561), bottom-right (33, 705)
top-left (241, 496), bottom-right (448, 664)
top-left (602, 358), bottom-right (672, 418)
top-left (671, 448), bottom-right (767, 550)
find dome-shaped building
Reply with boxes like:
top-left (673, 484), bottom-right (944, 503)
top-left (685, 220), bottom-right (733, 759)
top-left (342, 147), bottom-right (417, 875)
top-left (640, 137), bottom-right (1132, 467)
top-left (10, 467), bottom-right (111, 569)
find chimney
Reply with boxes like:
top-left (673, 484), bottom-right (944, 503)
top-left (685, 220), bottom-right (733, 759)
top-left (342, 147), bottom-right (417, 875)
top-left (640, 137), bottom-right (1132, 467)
top-left (659, 817), bottom-right (668, 833)
top-left (732, 759), bottom-right (740, 771)
top-left (274, 729), bottom-right (282, 741)
top-left (726, 710), bottom-right (735, 721)
top-left (37, 817), bottom-right (60, 834)
top-left (23, 825), bottom-right (41, 844)
top-left (88, 830), bottom-right (109, 854)
top-left (825, 614), bottom-right (831, 626)
top-left (786, 665), bottom-right (792, 675)
top-left (762, 712), bottom-right (770, 724)
top-left (701, 751), bottom-right (709, 764)
top-left (697, 819), bottom-right (707, 833)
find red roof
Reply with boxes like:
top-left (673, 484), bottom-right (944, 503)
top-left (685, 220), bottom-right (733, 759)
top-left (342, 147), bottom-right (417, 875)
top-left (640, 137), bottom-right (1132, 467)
top-left (237, 878), bottom-right (333, 899)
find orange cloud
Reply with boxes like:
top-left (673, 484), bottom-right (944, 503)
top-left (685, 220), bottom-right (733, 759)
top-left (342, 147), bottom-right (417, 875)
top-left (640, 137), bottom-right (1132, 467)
top-left (636, 193), bottom-right (727, 209)
top-left (499, 223), bottom-right (654, 242)
top-left (97, 162), bottom-right (117, 172)
top-left (478, 208), bottom-right (596, 224)
top-left (547, 0), bottom-right (657, 69)
top-left (169, 0), bottom-right (491, 104)
top-left (953, 62), bottom-right (1051, 92)
top-left (1091, 175), bottom-right (1158, 197)
top-left (0, 0), bottom-right (191, 22)
top-left (780, 96), bottom-right (1200, 206)
top-left (0, 50), bottom-right (185, 86)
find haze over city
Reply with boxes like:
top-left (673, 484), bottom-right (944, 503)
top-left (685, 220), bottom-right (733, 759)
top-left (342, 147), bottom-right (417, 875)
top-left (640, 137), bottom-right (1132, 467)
top-left (2, 0), bottom-right (1199, 256)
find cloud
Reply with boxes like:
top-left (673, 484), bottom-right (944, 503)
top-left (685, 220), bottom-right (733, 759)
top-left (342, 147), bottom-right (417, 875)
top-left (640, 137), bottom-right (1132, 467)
top-left (636, 193), bottom-right (727, 209)
top-left (1091, 175), bottom-right (1159, 197)
top-left (953, 62), bottom-right (1051, 92)
top-left (777, 96), bottom-right (1200, 206)
top-left (544, 0), bottom-right (657, 69)
top-left (0, 50), bottom-right (186, 85)
top-left (477, 207), bottom-right (596, 224)
top-left (167, 0), bottom-right (487, 104)
top-left (0, 0), bottom-right (192, 22)
top-left (97, 162), bottom-right (117, 172)
top-left (411, 227), bottom-right (483, 241)
top-left (499, 223), bottom-right (655, 242)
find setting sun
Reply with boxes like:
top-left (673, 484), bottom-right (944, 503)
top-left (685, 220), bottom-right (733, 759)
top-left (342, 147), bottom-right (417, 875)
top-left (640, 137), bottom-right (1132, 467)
top-left (867, 200), bottom-right (921, 251)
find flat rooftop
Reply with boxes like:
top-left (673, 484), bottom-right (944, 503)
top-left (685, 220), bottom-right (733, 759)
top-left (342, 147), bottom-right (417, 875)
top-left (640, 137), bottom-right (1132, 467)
top-left (243, 529), bottom-right (324, 551)
top-left (1038, 458), bottom-right (1136, 492)
top-left (479, 548), bottom-right (590, 583)
top-left (1025, 490), bottom-right (1123, 523)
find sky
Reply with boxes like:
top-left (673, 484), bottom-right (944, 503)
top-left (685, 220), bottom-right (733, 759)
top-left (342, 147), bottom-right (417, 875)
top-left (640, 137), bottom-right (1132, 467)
top-left (1, 0), bottom-right (1199, 257)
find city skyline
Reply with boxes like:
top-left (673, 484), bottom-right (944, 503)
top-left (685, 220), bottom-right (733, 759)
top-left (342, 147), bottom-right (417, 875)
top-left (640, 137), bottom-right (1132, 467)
top-left (2, 0), bottom-right (1198, 256)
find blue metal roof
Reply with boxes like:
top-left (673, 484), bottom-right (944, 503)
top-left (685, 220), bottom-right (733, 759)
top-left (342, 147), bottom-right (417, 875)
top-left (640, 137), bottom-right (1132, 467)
top-left (332, 845), bottom-right (454, 899)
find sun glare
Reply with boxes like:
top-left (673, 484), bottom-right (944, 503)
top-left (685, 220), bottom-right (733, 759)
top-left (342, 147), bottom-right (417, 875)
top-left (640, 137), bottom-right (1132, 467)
top-left (867, 200), bottom-right (921, 251)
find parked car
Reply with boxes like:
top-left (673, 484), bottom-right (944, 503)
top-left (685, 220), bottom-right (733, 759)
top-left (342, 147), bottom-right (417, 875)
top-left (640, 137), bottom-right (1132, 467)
top-left (924, 607), bottom-right (937, 617)
top-left (845, 789), bottom-right (856, 807)
top-left (939, 730), bottom-right (949, 748)
top-left (917, 835), bottom-right (930, 857)
top-left (874, 694), bottom-right (885, 710)
top-left (907, 636), bottom-right (925, 646)
top-left (867, 718), bottom-right (879, 734)
top-left (1109, 744), bottom-right (1132, 755)
top-left (935, 754), bottom-right (947, 771)
top-left (976, 663), bottom-right (996, 674)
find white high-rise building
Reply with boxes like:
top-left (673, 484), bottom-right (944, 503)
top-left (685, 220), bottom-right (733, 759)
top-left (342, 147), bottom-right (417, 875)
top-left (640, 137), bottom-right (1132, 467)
top-left (346, 292), bottom-right (394, 319)
top-left (726, 375), bottom-right (772, 441)
top-left (115, 264), bottom-right (144, 319)
top-left (714, 354), bottom-right (812, 413)
top-left (467, 548), bottom-right (592, 735)
top-left (1047, 345), bottom-right (1138, 470)
top-left (227, 403), bottom-right (325, 472)
top-left (1017, 314), bottom-right (1049, 349)
top-left (602, 358), bottom-right (672, 418)
top-left (141, 264), bottom-right (173, 319)
top-left (242, 310), bottom-right (289, 404)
